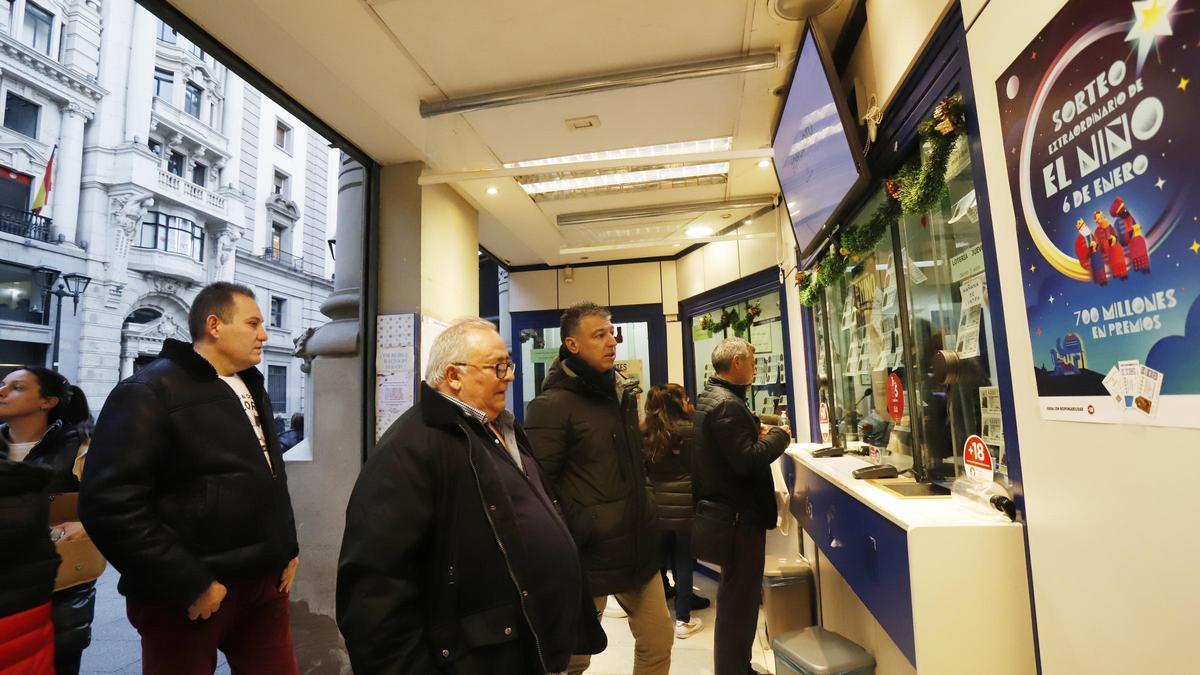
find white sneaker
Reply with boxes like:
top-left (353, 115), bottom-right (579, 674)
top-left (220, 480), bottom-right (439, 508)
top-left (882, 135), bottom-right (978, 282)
top-left (674, 617), bottom-right (703, 638)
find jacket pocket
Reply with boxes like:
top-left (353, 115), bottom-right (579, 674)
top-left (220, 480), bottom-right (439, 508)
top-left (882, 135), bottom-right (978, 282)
top-left (428, 603), bottom-right (522, 666)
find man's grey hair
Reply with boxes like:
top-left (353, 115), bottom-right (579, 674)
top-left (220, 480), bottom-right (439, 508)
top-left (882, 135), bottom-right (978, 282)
top-left (711, 337), bottom-right (754, 373)
top-left (424, 317), bottom-right (500, 386)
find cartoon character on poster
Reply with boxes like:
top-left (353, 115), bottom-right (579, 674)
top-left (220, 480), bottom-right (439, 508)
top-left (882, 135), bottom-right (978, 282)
top-left (997, 0), bottom-right (1200, 428)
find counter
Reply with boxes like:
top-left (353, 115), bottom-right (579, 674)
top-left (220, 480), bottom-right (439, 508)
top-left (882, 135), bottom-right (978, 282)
top-left (787, 443), bottom-right (1036, 675)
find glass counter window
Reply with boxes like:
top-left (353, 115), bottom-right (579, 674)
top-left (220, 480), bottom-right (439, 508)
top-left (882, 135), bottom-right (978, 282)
top-left (807, 93), bottom-right (1008, 486)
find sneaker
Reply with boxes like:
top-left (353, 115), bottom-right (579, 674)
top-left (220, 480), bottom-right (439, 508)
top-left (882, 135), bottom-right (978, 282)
top-left (674, 617), bottom-right (703, 639)
top-left (690, 593), bottom-right (711, 610)
top-left (602, 597), bottom-right (627, 619)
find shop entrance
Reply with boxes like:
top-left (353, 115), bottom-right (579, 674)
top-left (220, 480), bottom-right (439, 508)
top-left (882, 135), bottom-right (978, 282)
top-left (511, 304), bottom-right (667, 422)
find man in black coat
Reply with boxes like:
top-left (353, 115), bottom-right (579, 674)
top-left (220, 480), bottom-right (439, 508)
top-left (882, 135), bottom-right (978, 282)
top-left (337, 318), bottom-right (604, 675)
top-left (80, 282), bottom-right (300, 675)
top-left (693, 337), bottom-right (791, 675)
top-left (525, 302), bottom-right (671, 675)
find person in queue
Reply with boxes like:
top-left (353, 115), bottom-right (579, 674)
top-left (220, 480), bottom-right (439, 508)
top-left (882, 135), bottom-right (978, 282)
top-left (525, 302), bottom-right (672, 675)
top-left (641, 383), bottom-right (705, 639)
top-left (80, 282), bottom-right (301, 675)
top-left (693, 337), bottom-right (791, 675)
top-left (337, 317), bottom-right (604, 674)
top-left (0, 367), bottom-right (95, 674)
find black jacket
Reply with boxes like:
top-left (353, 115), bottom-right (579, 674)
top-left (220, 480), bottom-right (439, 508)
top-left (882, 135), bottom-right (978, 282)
top-left (5, 421), bottom-right (97, 663)
top-left (80, 339), bottom-right (298, 611)
top-left (337, 383), bottom-right (604, 675)
top-left (0, 461), bottom-right (59, 619)
top-left (693, 377), bottom-right (790, 530)
top-left (644, 420), bottom-right (696, 531)
top-left (524, 355), bottom-right (659, 596)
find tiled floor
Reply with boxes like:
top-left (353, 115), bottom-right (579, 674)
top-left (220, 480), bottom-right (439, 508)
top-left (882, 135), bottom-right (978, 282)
top-left (81, 567), bottom-right (777, 675)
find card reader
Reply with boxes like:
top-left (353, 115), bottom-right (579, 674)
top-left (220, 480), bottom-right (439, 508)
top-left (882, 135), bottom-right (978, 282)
top-left (811, 446), bottom-right (844, 458)
top-left (852, 464), bottom-right (899, 479)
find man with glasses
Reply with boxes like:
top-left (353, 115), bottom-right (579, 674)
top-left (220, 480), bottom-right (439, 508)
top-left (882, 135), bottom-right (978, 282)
top-left (337, 318), bottom-right (604, 675)
top-left (526, 302), bottom-right (671, 675)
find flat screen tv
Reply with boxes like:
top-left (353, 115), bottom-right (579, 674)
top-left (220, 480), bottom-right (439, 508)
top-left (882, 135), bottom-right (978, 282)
top-left (772, 25), bottom-right (869, 261)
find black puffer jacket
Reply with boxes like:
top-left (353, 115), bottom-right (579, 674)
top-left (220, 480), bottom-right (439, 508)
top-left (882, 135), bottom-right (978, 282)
top-left (337, 384), bottom-right (605, 674)
top-left (6, 421), bottom-right (97, 669)
top-left (525, 354), bottom-right (659, 596)
top-left (80, 339), bottom-right (298, 611)
top-left (0, 461), bottom-right (59, 619)
top-left (693, 377), bottom-right (790, 530)
top-left (644, 420), bottom-right (696, 531)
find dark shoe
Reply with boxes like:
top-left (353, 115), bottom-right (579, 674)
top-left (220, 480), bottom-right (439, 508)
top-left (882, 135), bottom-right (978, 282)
top-left (690, 593), bottom-right (711, 610)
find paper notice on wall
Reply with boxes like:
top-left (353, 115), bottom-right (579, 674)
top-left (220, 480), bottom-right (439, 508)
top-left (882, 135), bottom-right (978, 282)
top-left (377, 346), bottom-right (414, 373)
top-left (956, 324), bottom-right (980, 359)
top-left (960, 274), bottom-right (987, 308)
top-left (1102, 366), bottom-right (1124, 405)
top-left (376, 314), bottom-right (418, 440)
top-left (378, 372), bottom-right (414, 412)
top-left (1117, 360), bottom-right (1142, 408)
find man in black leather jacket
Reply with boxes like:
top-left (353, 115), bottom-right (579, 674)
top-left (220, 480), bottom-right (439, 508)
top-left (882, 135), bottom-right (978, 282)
top-left (81, 282), bottom-right (300, 675)
top-left (338, 318), bottom-right (604, 674)
top-left (525, 302), bottom-right (671, 675)
top-left (693, 337), bottom-right (790, 675)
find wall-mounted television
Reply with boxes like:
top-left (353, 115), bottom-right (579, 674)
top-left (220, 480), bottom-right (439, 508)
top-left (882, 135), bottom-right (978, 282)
top-left (772, 25), bottom-right (869, 261)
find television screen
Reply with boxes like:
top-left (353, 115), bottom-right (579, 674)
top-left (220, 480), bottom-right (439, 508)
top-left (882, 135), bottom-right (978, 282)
top-left (773, 27), bottom-right (867, 259)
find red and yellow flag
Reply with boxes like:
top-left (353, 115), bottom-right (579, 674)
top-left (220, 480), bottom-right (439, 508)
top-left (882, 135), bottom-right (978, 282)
top-left (31, 145), bottom-right (55, 214)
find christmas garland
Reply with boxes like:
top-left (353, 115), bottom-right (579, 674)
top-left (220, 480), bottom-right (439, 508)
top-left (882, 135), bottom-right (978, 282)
top-left (797, 93), bottom-right (967, 306)
top-left (698, 301), bottom-right (762, 337)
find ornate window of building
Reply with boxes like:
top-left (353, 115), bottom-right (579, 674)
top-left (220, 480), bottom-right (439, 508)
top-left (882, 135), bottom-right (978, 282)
top-left (2, 94), bottom-right (39, 139)
top-left (167, 151), bottom-right (184, 177)
top-left (184, 81), bottom-right (202, 118)
top-left (275, 120), bottom-right (292, 153)
top-left (156, 20), bottom-right (177, 44)
top-left (267, 364), bottom-right (288, 414)
top-left (137, 212), bottom-right (205, 262)
top-left (269, 296), bottom-right (285, 328)
top-left (22, 2), bottom-right (53, 56)
top-left (148, 138), bottom-right (163, 157)
top-left (272, 169), bottom-right (290, 199)
top-left (154, 68), bottom-right (174, 101)
top-left (191, 163), bottom-right (207, 187)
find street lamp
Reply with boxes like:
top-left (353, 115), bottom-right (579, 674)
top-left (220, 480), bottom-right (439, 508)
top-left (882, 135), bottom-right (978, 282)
top-left (35, 266), bottom-right (92, 372)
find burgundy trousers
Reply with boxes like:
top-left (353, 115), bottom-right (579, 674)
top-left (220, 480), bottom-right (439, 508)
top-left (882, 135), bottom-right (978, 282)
top-left (126, 574), bottom-right (299, 675)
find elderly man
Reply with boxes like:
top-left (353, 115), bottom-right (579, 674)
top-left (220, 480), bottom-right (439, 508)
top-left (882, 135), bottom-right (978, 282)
top-left (337, 318), bottom-right (604, 675)
top-left (525, 302), bottom-right (670, 675)
top-left (693, 337), bottom-right (791, 675)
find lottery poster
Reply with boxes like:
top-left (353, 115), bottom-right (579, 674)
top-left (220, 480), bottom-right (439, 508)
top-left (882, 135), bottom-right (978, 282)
top-left (996, 0), bottom-right (1200, 427)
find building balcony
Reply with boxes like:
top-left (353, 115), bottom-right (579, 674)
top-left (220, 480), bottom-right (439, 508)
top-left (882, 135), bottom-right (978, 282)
top-left (0, 206), bottom-right (56, 243)
top-left (261, 246), bottom-right (305, 274)
top-left (150, 96), bottom-right (230, 159)
top-left (158, 169), bottom-right (227, 212)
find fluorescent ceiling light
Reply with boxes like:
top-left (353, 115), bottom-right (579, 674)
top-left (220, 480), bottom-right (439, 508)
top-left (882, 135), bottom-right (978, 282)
top-left (486, 186), bottom-right (498, 195)
top-left (503, 137), bottom-right (733, 169)
top-left (757, 159), bottom-right (771, 168)
top-left (520, 162), bottom-right (729, 195)
top-left (686, 225), bottom-right (715, 238)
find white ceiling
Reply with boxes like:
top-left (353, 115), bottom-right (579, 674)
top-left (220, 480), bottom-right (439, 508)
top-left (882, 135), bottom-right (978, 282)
top-left (162, 0), bottom-right (843, 266)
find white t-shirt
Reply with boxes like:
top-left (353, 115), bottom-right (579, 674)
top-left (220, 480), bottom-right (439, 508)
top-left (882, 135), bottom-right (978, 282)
top-left (8, 440), bottom-right (37, 462)
top-left (219, 374), bottom-right (273, 472)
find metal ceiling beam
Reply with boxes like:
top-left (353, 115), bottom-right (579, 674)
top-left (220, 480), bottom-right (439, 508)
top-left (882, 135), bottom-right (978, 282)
top-left (556, 194), bottom-right (777, 228)
top-left (559, 231), bottom-right (776, 256)
top-left (419, 52), bottom-right (779, 118)
top-left (417, 148), bottom-right (774, 185)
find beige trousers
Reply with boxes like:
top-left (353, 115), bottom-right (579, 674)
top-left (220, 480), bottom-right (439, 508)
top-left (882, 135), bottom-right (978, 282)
top-left (567, 574), bottom-right (673, 675)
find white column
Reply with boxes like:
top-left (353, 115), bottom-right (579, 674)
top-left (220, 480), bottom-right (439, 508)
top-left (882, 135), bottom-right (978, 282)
top-left (51, 104), bottom-right (91, 244)
top-left (221, 74), bottom-right (244, 189)
top-left (123, 5), bottom-right (157, 143)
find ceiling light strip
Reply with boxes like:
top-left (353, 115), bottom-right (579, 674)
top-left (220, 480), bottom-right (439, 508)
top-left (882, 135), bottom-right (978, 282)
top-left (556, 194), bottom-right (778, 227)
top-left (503, 137), bottom-right (732, 169)
top-left (521, 162), bottom-right (730, 195)
top-left (419, 52), bottom-right (779, 118)
top-left (416, 148), bottom-right (772, 185)
top-left (558, 232), bottom-right (776, 256)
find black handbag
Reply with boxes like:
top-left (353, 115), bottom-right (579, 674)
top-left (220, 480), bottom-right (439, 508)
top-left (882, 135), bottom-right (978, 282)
top-left (692, 499), bottom-right (738, 566)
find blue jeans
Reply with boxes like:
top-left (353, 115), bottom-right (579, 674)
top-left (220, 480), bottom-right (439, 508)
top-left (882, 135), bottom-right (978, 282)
top-left (660, 529), bottom-right (695, 622)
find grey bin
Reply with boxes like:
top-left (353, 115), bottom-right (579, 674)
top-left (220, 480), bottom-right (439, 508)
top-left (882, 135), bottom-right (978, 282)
top-left (773, 627), bottom-right (875, 675)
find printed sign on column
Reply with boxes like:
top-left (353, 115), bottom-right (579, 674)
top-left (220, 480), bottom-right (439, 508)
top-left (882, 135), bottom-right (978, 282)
top-left (995, 0), bottom-right (1200, 428)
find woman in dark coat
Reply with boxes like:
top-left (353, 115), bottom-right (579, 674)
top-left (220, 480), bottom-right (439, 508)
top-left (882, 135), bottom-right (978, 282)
top-left (0, 367), bottom-right (94, 675)
top-left (641, 383), bottom-right (706, 639)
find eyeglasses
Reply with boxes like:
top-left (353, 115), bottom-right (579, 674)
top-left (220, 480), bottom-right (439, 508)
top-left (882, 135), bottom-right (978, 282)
top-left (453, 361), bottom-right (516, 378)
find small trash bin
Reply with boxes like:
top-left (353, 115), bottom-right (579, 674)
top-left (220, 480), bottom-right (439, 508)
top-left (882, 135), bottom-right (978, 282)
top-left (762, 556), bottom-right (814, 641)
top-left (773, 627), bottom-right (875, 675)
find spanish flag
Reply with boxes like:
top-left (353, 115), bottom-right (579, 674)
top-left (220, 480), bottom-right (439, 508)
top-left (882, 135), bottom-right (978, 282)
top-left (31, 145), bottom-right (55, 214)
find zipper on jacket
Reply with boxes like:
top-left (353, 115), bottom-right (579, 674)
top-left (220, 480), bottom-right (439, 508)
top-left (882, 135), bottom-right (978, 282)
top-left (458, 423), bottom-right (549, 673)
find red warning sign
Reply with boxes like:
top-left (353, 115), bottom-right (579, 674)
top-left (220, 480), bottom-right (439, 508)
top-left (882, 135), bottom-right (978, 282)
top-left (886, 373), bottom-right (904, 423)
top-left (963, 434), bottom-right (994, 483)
